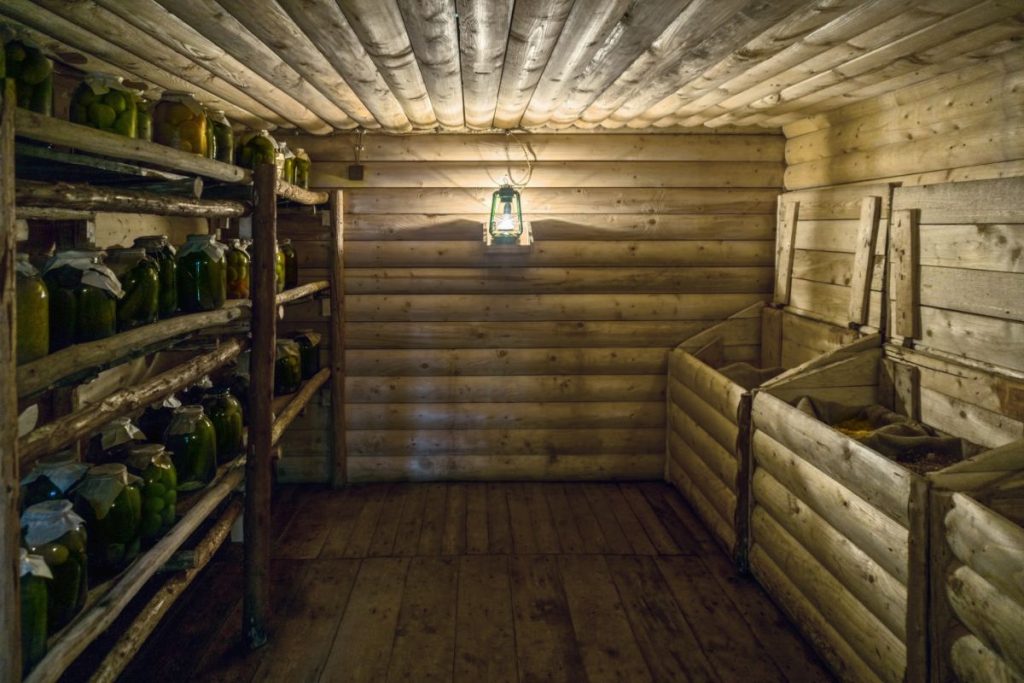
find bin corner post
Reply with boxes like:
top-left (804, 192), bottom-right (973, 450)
top-left (0, 77), bottom-right (22, 682)
top-left (244, 164), bottom-right (277, 650)
top-left (329, 190), bottom-right (346, 489)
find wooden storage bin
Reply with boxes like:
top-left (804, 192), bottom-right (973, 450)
top-left (749, 344), bottom-right (1024, 683)
top-left (929, 448), bottom-right (1024, 683)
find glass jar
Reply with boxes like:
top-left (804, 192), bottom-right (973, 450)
top-left (238, 130), bottom-right (277, 169)
top-left (42, 250), bottom-right (123, 351)
top-left (280, 142), bottom-right (296, 184)
top-left (138, 395), bottom-right (182, 442)
top-left (126, 444), bottom-right (178, 543)
top-left (164, 405), bottom-right (216, 492)
top-left (294, 148), bottom-right (311, 189)
top-left (106, 248), bottom-right (160, 331)
top-left (20, 548), bottom-right (51, 675)
top-left (274, 242), bottom-right (286, 294)
top-left (203, 110), bottom-right (217, 160)
top-left (74, 464), bottom-right (143, 574)
top-left (6, 40), bottom-right (53, 116)
top-left (275, 339), bottom-right (302, 395)
top-left (209, 110), bottom-right (234, 164)
top-left (88, 416), bottom-right (147, 463)
top-left (21, 500), bottom-right (88, 631)
top-left (135, 94), bottom-right (153, 142)
top-left (133, 235), bottom-right (178, 318)
top-left (292, 330), bottom-right (322, 380)
top-left (153, 91), bottom-right (208, 156)
top-left (202, 387), bottom-right (244, 464)
top-left (15, 254), bottom-right (49, 365)
top-left (177, 234), bottom-right (227, 312)
top-left (280, 239), bottom-right (298, 289)
top-left (226, 239), bottom-right (250, 299)
top-left (69, 73), bottom-right (138, 138)
top-left (20, 450), bottom-right (88, 511)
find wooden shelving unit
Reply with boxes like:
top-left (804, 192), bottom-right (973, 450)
top-left (0, 91), bottom-right (342, 683)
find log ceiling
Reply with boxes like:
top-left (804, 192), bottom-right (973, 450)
top-left (2, 0), bottom-right (1023, 134)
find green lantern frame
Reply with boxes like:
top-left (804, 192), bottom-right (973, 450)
top-left (488, 182), bottom-right (524, 245)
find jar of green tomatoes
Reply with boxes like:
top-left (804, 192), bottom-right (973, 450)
top-left (226, 239), bottom-right (250, 299)
top-left (15, 254), bottom-right (49, 365)
top-left (274, 242), bottom-right (287, 294)
top-left (21, 500), bottom-right (88, 631)
top-left (209, 110), bottom-right (235, 164)
top-left (177, 234), bottom-right (227, 312)
top-left (75, 464), bottom-right (143, 574)
top-left (70, 73), bottom-right (138, 138)
top-left (126, 444), bottom-right (178, 543)
top-left (294, 148), bottom-right (311, 189)
top-left (20, 450), bottom-right (88, 511)
top-left (164, 405), bottom-right (217, 492)
top-left (135, 94), bottom-right (154, 142)
top-left (42, 250), bottom-right (123, 351)
top-left (153, 91), bottom-right (208, 156)
top-left (279, 142), bottom-right (296, 184)
top-left (292, 329), bottom-right (322, 380)
top-left (280, 239), bottom-right (298, 289)
top-left (202, 387), bottom-right (244, 464)
top-left (5, 40), bottom-right (53, 116)
top-left (274, 339), bottom-right (302, 395)
top-left (19, 548), bottom-right (51, 674)
top-left (132, 235), bottom-right (177, 318)
top-left (238, 129), bottom-right (277, 169)
top-left (106, 248), bottom-right (160, 331)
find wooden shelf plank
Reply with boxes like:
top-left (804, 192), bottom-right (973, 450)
top-left (276, 279), bottom-right (329, 305)
top-left (16, 180), bottom-right (247, 218)
top-left (271, 368), bottom-right (331, 447)
top-left (276, 180), bottom-right (328, 205)
top-left (23, 457), bottom-right (246, 683)
top-left (17, 339), bottom-right (246, 469)
top-left (14, 109), bottom-right (250, 185)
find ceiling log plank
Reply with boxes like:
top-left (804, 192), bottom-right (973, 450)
top-left (397, 0), bottom-right (465, 129)
top-left (455, 0), bottom-right (513, 130)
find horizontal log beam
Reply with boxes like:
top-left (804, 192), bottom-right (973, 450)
top-left (16, 180), bottom-right (248, 218)
top-left (271, 368), bottom-right (331, 447)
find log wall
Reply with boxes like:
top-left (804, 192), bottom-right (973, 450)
top-left (276, 132), bottom-right (783, 482)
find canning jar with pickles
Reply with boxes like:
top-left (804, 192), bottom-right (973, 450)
top-left (5, 40), bottom-right (53, 116)
top-left (280, 239), bottom-right (298, 289)
top-left (238, 129), bottom-right (278, 169)
top-left (133, 235), bottom-right (177, 318)
top-left (294, 148), bottom-right (311, 189)
top-left (20, 548), bottom-right (51, 675)
top-left (16, 254), bottom-right (49, 365)
top-left (203, 110), bottom-right (217, 160)
top-left (164, 405), bottom-right (217, 492)
top-left (177, 234), bottom-right (227, 312)
top-left (209, 110), bottom-right (235, 164)
top-left (202, 387), bottom-right (244, 464)
top-left (89, 416), bottom-right (147, 463)
top-left (20, 450), bottom-right (88, 511)
top-left (126, 444), bottom-right (178, 543)
top-left (138, 395), bottom-right (182, 442)
top-left (21, 500), bottom-right (88, 631)
top-left (274, 242), bottom-right (287, 294)
top-left (275, 339), bottom-right (302, 395)
top-left (292, 330), bottom-right (322, 380)
top-left (42, 250), bottom-right (123, 351)
top-left (75, 464), bottom-right (143, 573)
top-left (153, 91), bottom-right (208, 156)
top-left (70, 74), bottom-right (138, 138)
top-left (226, 239), bottom-right (250, 299)
top-left (280, 142), bottom-right (296, 184)
top-left (106, 248), bottom-right (160, 331)
top-left (135, 94), bottom-right (153, 142)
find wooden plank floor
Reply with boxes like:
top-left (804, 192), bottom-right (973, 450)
top-left (123, 482), bottom-right (833, 682)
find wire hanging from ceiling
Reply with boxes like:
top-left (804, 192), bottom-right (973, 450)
top-left (503, 129), bottom-right (535, 190)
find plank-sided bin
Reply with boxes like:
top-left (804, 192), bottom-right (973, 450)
top-left (929, 448), bottom-right (1024, 683)
top-left (665, 183), bottom-right (891, 567)
top-left (750, 343), bottom-right (1024, 683)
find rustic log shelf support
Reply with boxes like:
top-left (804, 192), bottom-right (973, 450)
top-left (271, 368), bottom-right (332, 447)
top-left (16, 180), bottom-right (248, 218)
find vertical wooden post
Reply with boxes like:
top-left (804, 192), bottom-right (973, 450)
top-left (244, 164), bottom-right (277, 649)
top-left (891, 209), bottom-right (920, 342)
top-left (773, 200), bottom-right (799, 306)
top-left (329, 191), bottom-right (347, 488)
top-left (847, 195), bottom-right (882, 327)
top-left (0, 79), bottom-right (21, 682)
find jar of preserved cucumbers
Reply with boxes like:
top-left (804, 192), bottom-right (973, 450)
top-left (70, 73), bottom-right (138, 138)
top-left (238, 129), bottom-right (277, 169)
top-left (20, 548), bottom-right (51, 674)
top-left (280, 239), bottom-right (298, 289)
top-left (226, 239), bottom-right (250, 299)
top-left (106, 248), bottom-right (160, 331)
top-left (153, 91), bottom-right (208, 156)
top-left (203, 109), bottom-right (217, 160)
top-left (5, 40), bottom-right (53, 116)
top-left (280, 142), bottom-right (296, 184)
top-left (138, 395), bottom-right (182, 442)
top-left (89, 416), bottom-right (147, 463)
top-left (202, 387), bottom-right (244, 464)
top-left (177, 234), bottom-right (227, 312)
top-left (15, 254), bottom-right (49, 365)
top-left (164, 405), bottom-right (216, 492)
top-left (75, 464), bottom-right (143, 573)
top-left (21, 500), bottom-right (88, 631)
top-left (294, 148), bottom-right (311, 189)
top-left (292, 330), bottom-right (322, 380)
top-left (132, 235), bottom-right (177, 318)
top-left (209, 110), bottom-right (234, 164)
top-left (126, 444), bottom-right (178, 543)
top-left (274, 339), bottom-right (302, 395)
top-left (274, 242), bottom-right (286, 294)
top-left (135, 94), bottom-right (154, 142)
top-left (42, 250), bottom-right (123, 351)
top-left (20, 450), bottom-right (88, 511)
